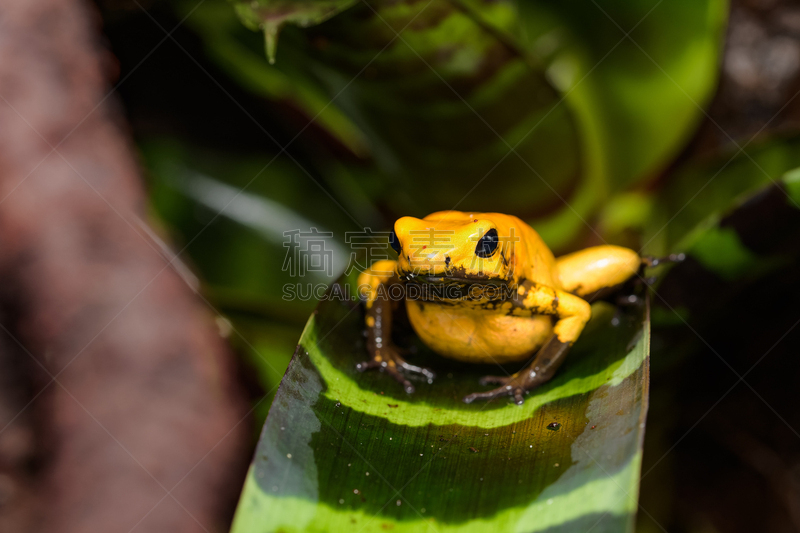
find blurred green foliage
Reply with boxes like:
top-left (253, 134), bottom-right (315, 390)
top-left (142, 0), bottom-right (800, 437)
top-left (172, 0), bottom-right (727, 248)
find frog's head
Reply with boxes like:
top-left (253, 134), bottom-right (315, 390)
top-left (390, 215), bottom-right (514, 287)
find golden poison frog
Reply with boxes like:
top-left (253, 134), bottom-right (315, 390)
top-left (357, 211), bottom-right (679, 405)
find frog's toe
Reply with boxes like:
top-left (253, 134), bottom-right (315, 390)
top-left (355, 359), bottom-right (382, 372)
top-left (357, 359), bottom-right (416, 393)
top-left (386, 368), bottom-right (416, 394)
top-left (478, 375), bottom-right (509, 386)
top-left (463, 384), bottom-right (525, 405)
top-left (356, 348), bottom-right (435, 393)
top-left (398, 361), bottom-right (436, 383)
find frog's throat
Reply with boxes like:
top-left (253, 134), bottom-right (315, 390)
top-left (397, 268), bottom-right (518, 304)
top-left (397, 269), bottom-right (513, 287)
top-left (401, 277), bottom-right (516, 304)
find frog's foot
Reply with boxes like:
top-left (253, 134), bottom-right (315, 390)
top-left (462, 373), bottom-right (536, 406)
top-left (356, 347), bottom-right (435, 394)
top-left (463, 336), bottom-right (571, 406)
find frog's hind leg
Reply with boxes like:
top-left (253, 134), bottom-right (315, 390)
top-left (556, 245), bottom-right (643, 299)
top-left (463, 282), bottom-right (590, 405)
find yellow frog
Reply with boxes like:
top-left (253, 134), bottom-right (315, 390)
top-left (357, 211), bottom-right (676, 405)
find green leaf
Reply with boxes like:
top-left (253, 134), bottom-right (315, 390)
top-left (519, 0), bottom-right (728, 191)
top-left (785, 167), bottom-right (800, 204)
top-left (682, 225), bottom-right (759, 281)
top-left (173, 0), bottom-right (369, 155)
top-left (455, 0), bottom-right (728, 248)
top-left (141, 137), bottom-right (357, 313)
top-left (650, 135), bottom-right (800, 256)
top-left (647, 160), bottom-right (800, 329)
top-left (233, 0), bottom-right (358, 62)
top-left (204, 0), bottom-right (583, 221)
top-left (212, 0), bottom-right (726, 251)
top-left (230, 275), bottom-right (651, 532)
top-left (640, 137), bottom-right (800, 296)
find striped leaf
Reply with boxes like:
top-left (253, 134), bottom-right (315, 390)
top-left (231, 273), bottom-right (651, 532)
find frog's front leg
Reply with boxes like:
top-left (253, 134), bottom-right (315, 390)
top-left (356, 261), bottom-right (435, 393)
top-left (463, 282), bottom-right (591, 405)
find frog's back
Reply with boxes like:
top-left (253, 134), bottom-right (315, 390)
top-left (423, 211), bottom-right (559, 287)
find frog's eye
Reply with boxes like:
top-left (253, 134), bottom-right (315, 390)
top-left (475, 228), bottom-right (498, 258)
top-left (389, 230), bottom-right (402, 254)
